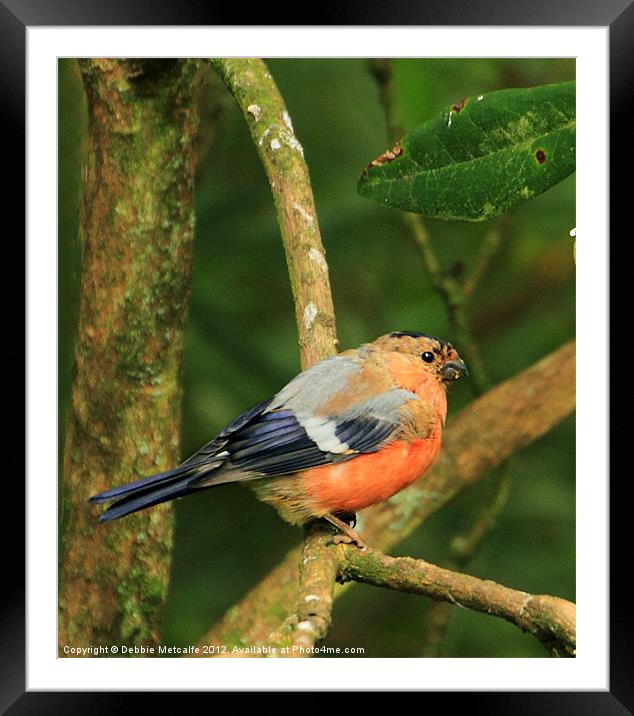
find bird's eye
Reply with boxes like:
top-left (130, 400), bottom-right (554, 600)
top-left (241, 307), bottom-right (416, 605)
top-left (421, 351), bottom-right (435, 363)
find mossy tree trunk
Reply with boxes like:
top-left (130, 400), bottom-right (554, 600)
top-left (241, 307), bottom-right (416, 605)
top-left (59, 59), bottom-right (200, 651)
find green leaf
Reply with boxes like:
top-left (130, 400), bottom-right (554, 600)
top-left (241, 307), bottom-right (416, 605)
top-left (358, 81), bottom-right (575, 221)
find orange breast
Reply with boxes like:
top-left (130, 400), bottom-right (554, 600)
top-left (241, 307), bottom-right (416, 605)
top-left (302, 430), bottom-right (442, 516)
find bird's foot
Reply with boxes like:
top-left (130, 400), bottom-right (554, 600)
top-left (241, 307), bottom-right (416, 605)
top-left (323, 513), bottom-right (367, 549)
top-left (336, 511), bottom-right (357, 528)
top-left (328, 531), bottom-right (368, 549)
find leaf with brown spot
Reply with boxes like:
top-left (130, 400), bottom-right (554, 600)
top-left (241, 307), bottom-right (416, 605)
top-left (358, 81), bottom-right (575, 221)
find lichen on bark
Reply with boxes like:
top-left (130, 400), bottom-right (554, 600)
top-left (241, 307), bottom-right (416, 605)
top-left (210, 58), bottom-right (339, 368)
top-left (59, 59), bottom-right (200, 651)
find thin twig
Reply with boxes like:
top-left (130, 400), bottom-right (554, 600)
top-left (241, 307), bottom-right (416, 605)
top-left (463, 226), bottom-right (503, 298)
top-left (404, 212), bottom-right (491, 393)
top-left (369, 59), bottom-right (515, 654)
top-left (367, 59), bottom-right (404, 144)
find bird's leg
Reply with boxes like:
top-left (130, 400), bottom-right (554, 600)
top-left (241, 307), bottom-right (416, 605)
top-left (337, 511), bottom-right (357, 528)
top-left (323, 513), bottom-right (367, 549)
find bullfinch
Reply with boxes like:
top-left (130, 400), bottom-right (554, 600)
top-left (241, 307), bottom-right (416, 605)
top-left (91, 331), bottom-right (467, 546)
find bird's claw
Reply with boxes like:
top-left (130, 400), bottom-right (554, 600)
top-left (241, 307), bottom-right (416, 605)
top-left (326, 531), bottom-right (367, 550)
top-left (322, 513), bottom-right (367, 549)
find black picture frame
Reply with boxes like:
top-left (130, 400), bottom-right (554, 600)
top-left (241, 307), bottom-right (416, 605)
top-left (10, 0), bottom-right (625, 709)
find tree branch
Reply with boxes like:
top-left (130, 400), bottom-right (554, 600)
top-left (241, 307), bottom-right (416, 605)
top-left (209, 57), bottom-right (340, 656)
top-left (421, 465), bottom-right (511, 656)
top-left (59, 59), bottom-right (200, 650)
top-left (210, 58), bottom-right (338, 367)
top-left (339, 547), bottom-right (576, 657)
top-left (264, 522), bottom-right (340, 656)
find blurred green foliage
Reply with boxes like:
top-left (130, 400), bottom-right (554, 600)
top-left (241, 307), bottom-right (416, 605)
top-left (59, 58), bottom-right (575, 658)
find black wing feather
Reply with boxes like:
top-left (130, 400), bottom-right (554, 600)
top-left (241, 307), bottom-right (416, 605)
top-left (196, 405), bottom-right (403, 482)
top-left (182, 397), bottom-right (274, 463)
top-left (334, 414), bottom-right (397, 452)
top-left (93, 392), bottom-right (408, 521)
top-left (219, 409), bottom-right (335, 476)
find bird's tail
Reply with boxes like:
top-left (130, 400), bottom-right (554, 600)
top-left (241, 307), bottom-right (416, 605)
top-left (90, 458), bottom-right (223, 522)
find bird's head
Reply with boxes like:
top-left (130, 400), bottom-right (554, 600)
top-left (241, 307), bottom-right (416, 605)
top-left (368, 331), bottom-right (469, 388)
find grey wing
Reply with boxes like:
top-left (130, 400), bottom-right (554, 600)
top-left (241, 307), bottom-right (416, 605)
top-left (203, 392), bottom-right (415, 481)
top-left (205, 356), bottom-right (415, 479)
top-left (185, 354), bottom-right (361, 466)
top-left (267, 352), bottom-right (416, 455)
top-left (194, 353), bottom-right (416, 483)
top-left (324, 389), bottom-right (416, 453)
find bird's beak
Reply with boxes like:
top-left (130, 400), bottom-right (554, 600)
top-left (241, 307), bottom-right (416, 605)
top-left (441, 359), bottom-right (469, 382)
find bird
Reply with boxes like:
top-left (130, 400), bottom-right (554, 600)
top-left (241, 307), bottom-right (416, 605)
top-left (90, 331), bottom-right (468, 547)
